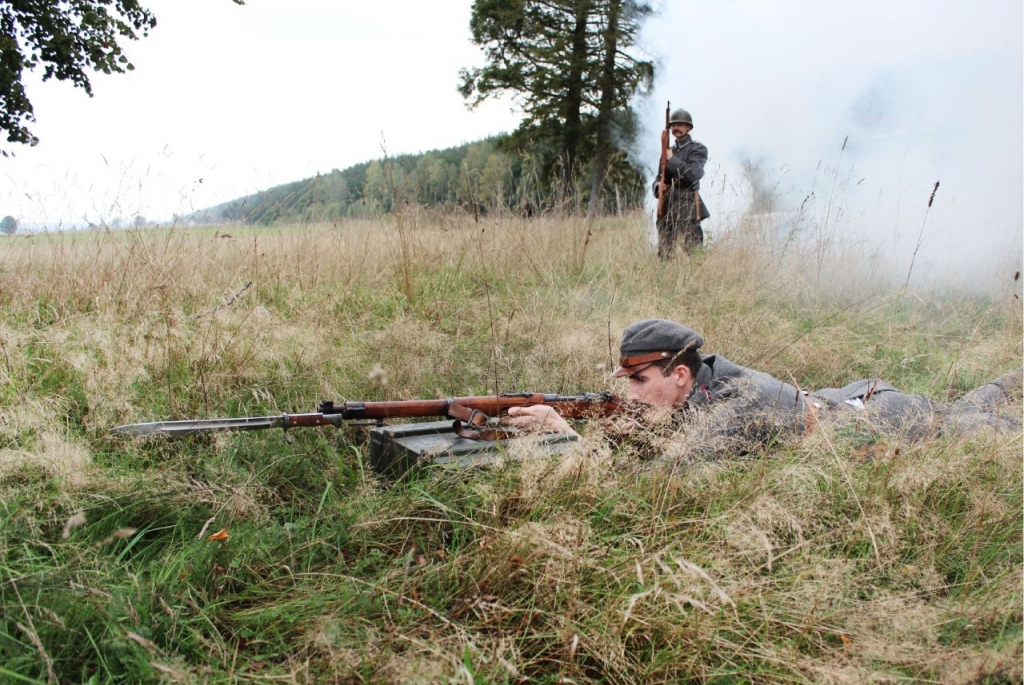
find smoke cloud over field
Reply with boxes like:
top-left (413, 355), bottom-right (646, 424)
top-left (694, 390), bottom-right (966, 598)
top-left (636, 0), bottom-right (1023, 294)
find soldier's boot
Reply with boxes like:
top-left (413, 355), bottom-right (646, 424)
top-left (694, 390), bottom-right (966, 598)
top-left (682, 223), bottom-right (704, 254)
top-left (941, 367), bottom-right (1023, 435)
top-left (657, 221), bottom-right (677, 260)
top-left (950, 367), bottom-right (1023, 413)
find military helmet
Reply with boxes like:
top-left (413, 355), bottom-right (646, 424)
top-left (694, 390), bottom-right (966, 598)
top-left (669, 108), bottom-right (693, 127)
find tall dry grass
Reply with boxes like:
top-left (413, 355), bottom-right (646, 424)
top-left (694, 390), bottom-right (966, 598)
top-left (0, 211), bottom-right (1020, 684)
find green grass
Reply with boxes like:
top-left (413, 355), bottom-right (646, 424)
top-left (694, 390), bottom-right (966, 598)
top-left (0, 212), bottom-right (1021, 683)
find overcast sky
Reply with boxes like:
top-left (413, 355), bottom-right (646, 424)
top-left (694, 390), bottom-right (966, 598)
top-left (1, 0), bottom-right (1022, 290)
top-left (1, 0), bottom-right (521, 226)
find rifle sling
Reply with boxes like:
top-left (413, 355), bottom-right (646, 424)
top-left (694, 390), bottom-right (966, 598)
top-left (446, 401), bottom-right (488, 426)
top-left (446, 401), bottom-right (516, 441)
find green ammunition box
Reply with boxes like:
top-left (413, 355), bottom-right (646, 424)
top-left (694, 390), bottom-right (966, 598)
top-left (368, 420), bottom-right (578, 477)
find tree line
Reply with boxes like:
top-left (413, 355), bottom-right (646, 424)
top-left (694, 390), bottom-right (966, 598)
top-left (193, 137), bottom-right (650, 225)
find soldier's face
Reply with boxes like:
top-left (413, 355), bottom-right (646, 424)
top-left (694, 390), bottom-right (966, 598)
top-left (624, 365), bottom-right (692, 407)
top-left (670, 123), bottom-right (692, 139)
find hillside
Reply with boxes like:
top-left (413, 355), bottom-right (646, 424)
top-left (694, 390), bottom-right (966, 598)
top-left (192, 137), bottom-right (649, 225)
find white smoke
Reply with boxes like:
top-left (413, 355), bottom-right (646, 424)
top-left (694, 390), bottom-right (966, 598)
top-left (635, 0), bottom-right (1023, 294)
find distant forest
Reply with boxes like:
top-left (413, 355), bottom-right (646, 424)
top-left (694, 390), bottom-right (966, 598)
top-left (194, 137), bottom-right (650, 225)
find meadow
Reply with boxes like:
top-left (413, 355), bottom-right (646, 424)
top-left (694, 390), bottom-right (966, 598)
top-left (0, 209), bottom-right (1020, 684)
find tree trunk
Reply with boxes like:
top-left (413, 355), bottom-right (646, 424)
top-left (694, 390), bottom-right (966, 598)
top-left (588, 0), bottom-right (621, 217)
top-left (562, 0), bottom-right (591, 198)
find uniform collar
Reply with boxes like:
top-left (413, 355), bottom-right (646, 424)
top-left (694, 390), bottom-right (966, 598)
top-left (673, 134), bottom-right (693, 150)
top-left (684, 362), bottom-right (715, 408)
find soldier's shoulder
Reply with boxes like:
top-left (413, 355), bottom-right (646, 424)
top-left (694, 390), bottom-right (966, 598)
top-left (702, 354), bottom-right (747, 379)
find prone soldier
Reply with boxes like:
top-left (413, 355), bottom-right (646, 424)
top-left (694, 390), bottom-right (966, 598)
top-left (507, 319), bottom-right (1022, 459)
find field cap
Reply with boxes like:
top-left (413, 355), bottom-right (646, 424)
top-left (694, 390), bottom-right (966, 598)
top-left (612, 319), bottom-right (703, 378)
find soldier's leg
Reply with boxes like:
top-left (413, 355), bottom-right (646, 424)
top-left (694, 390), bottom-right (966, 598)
top-left (942, 368), bottom-right (1023, 435)
top-left (656, 212), bottom-right (678, 259)
top-left (949, 367), bottom-right (1023, 413)
top-left (682, 222), bottom-right (704, 253)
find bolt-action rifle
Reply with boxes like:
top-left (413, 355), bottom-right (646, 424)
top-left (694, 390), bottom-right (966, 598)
top-left (656, 100), bottom-right (671, 220)
top-left (110, 392), bottom-right (625, 442)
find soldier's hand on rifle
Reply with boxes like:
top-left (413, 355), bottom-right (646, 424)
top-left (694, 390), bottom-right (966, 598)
top-left (506, 405), bottom-right (579, 437)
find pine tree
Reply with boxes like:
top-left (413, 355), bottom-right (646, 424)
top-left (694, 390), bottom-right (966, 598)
top-left (459, 0), bottom-right (652, 208)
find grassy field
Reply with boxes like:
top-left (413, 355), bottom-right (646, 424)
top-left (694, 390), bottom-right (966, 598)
top-left (0, 211), bottom-right (1021, 684)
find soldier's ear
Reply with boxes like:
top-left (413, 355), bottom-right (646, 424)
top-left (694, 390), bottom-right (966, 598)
top-left (672, 364), bottom-right (692, 386)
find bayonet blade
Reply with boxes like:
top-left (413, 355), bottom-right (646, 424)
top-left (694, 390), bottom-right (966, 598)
top-left (110, 415), bottom-right (285, 438)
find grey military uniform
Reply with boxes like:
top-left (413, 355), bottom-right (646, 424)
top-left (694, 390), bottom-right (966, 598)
top-left (654, 134), bottom-right (710, 257)
top-left (665, 357), bottom-right (1022, 461)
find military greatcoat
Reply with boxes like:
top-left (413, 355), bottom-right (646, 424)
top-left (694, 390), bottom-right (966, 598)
top-left (654, 134), bottom-right (711, 257)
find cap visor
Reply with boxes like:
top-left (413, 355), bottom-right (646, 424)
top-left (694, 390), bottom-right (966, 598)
top-left (611, 361), bottom-right (654, 378)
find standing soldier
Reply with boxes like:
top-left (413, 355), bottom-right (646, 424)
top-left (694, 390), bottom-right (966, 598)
top-left (654, 108), bottom-right (710, 258)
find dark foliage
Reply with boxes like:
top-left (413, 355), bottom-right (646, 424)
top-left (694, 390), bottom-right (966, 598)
top-left (0, 0), bottom-right (242, 153)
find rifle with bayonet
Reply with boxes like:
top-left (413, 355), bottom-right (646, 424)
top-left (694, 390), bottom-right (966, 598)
top-left (110, 392), bottom-right (625, 442)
